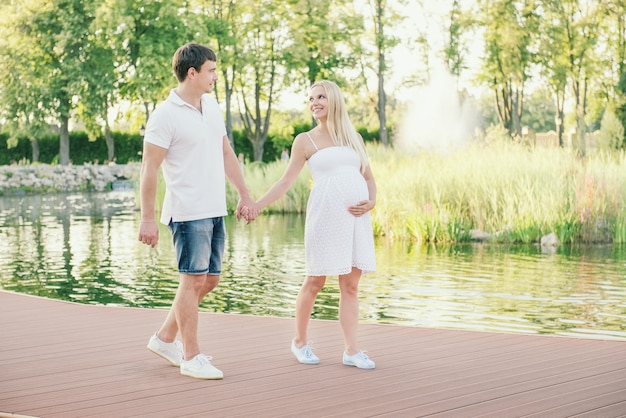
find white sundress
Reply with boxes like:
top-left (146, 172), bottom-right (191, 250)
top-left (304, 133), bottom-right (376, 276)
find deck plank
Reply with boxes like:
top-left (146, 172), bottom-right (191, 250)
top-left (1, 290), bottom-right (625, 418)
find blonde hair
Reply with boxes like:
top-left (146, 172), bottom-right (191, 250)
top-left (311, 80), bottom-right (369, 173)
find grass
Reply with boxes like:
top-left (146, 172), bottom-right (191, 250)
top-left (227, 130), bottom-right (626, 245)
top-left (228, 160), bottom-right (312, 214)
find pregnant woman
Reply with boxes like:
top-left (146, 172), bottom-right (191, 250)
top-left (252, 80), bottom-right (377, 369)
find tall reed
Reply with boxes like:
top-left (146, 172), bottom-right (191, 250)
top-left (225, 136), bottom-right (626, 245)
top-left (228, 160), bottom-right (312, 214)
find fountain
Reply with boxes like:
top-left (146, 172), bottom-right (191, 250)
top-left (395, 69), bottom-right (480, 154)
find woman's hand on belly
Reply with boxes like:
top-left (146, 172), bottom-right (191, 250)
top-left (348, 199), bottom-right (375, 217)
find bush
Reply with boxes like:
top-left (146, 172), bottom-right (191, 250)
top-left (598, 108), bottom-right (625, 151)
top-left (1, 125), bottom-right (383, 165)
top-left (1, 132), bottom-right (144, 165)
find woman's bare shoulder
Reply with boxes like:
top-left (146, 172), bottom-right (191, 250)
top-left (292, 131), bottom-right (316, 159)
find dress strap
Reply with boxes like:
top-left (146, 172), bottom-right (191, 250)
top-left (305, 132), bottom-right (319, 151)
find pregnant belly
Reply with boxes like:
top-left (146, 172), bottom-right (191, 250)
top-left (313, 173), bottom-right (368, 207)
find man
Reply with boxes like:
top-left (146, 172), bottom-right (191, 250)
top-left (138, 43), bottom-right (256, 380)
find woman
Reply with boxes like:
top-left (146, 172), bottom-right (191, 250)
top-left (252, 80), bottom-right (377, 369)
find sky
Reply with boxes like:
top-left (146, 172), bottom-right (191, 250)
top-left (387, 0), bottom-right (484, 103)
top-left (278, 1), bottom-right (484, 109)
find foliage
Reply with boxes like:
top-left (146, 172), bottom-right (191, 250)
top-left (597, 108), bottom-right (625, 151)
top-left (0, 132), bottom-right (144, 165)
top-left (370, 133), bottom-right (626, 244)
top-left (97, 0), bottom-right (190, 112)
top-left (229, 130), bottom-right (626, 245)
top-left (1, 124), bottom-right (386, 166)
top-left (8, 0), bottom-right (101, 165)
top-left (616, 71), bottom-right (626, 148)
top-left (476, 0), bottom-right (540, 137)
top-left (542, 0), bottom-right (602, 156)
top-left (227, 159), bottom-right (312, 214)
top-left (283, 0), bottom-right (362, 88)
top-left (1, 0), bottom-right (626, 164)
top-left (521, 88), bottom-right (557, 133)
top-left (5, 128), bottom-right (626, 245)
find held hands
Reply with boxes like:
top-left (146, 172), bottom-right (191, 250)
top-left (235, 198), bottom-right (261, 224)
top-left (348, 200), bottom-right (375, 217)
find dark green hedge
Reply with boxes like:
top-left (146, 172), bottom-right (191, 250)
top-left (0, 132), bottom-right (144, 165)
top-left (1, 125), bottom-right (387, 166)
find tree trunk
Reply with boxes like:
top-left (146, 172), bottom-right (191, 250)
top-left (512, 92), bottom-right (521, 138)
top-left (572, 77), bottom-right (588, 156)
top-left (577, 105), bottom-right (586, 157)
top-left (252, 136), bottom-right (265, 162)
top-left (105, 123), bottom-right (115, 162)
top-left (225, 87), bottom-right (235, 151)
top-left (59, 116), bottom-right (70, 165)
top-left (143, 101), bottom-right (150, 127)
top-left (554, 89), bottom-right (565, 147)
top-left (104, 97), bottom-right (114, 162)
top-left (378, 64), bottom-right (388, 146)
top-left (375, 0), bottom-right (388, 146)
top-left (31, 138), bottom-right (40, 163)
top-left (556, 110), bottom-right (565, 147)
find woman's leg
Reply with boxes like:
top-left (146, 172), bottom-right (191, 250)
top-left (338, 267), bottom-right (362, 355)
top-left (293, 275), bottom-right (325, 347)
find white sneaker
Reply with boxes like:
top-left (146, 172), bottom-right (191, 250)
top-left (180, 354), bottom-right (224, 379)
top-left (343, 351), bottom-right (375, 369)
top-left (291, 339), bottom-right (320, 364)
top-left (147, 333), bottom-right (183, 366)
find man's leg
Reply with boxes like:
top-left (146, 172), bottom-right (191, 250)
top-left (147, 273), bottom-right (205, 366)
top-left (156, 273), bottom-right (219, 345)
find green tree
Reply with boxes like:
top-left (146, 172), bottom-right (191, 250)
top-left (601, 0), bottom-right (626, 147)
top-left (1, 0), bottom-right (100, 165)
top-left (617, 71), bottom-right (626, 148)
top-left (0, 0), bottom-right (52, 161)
top-left (236, 0), bottom-right (290, 161)
top-left (363, 0), bottom-right (402, 146)
top-left (98, 0), bottom-right (190, 126)
top-left (443, 0), bottom-right (472, 82)
top-left (542, 0), bottom-right (601, 156)
top-left (284, 0), bottom-right (363, 126)
top-left (477, 0), bottom-right (540, 138)
top-left (78, 9), bottom-right (119, 161)
top-left (190, 0), bottom-right (242, 151)
top-left (537, 2), bottom-right (569, 146)
top-left (521, 87), bottom-right (556, 133)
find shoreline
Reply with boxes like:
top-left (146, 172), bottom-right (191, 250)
top-left (0, 162), bottom-right (140, 195)
top-left (1, 161), bottom-right (619, 245)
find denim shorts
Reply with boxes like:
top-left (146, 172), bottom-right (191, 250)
top-left (168, 217), bottom-right (225, 275)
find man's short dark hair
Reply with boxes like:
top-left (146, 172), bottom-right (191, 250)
top-left (172, 43), bottom-right (217, 82)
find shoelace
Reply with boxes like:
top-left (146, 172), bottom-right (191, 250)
top-left (302, 344), bottom-right (316, 358)
top-left (194, 354), bottom-right (214, 365)
top-left (352, 351), bottom-right (370, 361)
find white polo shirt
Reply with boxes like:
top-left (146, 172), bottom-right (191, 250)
top-left (144, 89), bottom-right (228, 224)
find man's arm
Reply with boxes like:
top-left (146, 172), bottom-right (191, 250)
top-left (138, 142), bottom-right (167, 247)
top-left (222, 136), bottom-right (257, 222)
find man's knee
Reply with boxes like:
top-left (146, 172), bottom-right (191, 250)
top-left (180, 273), bottom-right (211, 293)
top-left (203, 274), bottom-right (220, 293)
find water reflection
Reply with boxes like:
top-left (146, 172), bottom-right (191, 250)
top-left (1, 191), bottom-right (625, 340)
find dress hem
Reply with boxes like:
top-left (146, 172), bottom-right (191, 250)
top-left (305, 265), bottom-right (376, 277)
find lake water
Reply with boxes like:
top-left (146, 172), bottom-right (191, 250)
top-left (1, 190), bottom-right (625, 340)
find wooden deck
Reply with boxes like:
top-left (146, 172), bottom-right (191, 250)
top-left (1, 290), bottom-right (625, 418)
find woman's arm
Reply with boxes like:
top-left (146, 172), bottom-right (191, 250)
top-left (256, 134), bottom-right (309, 210)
